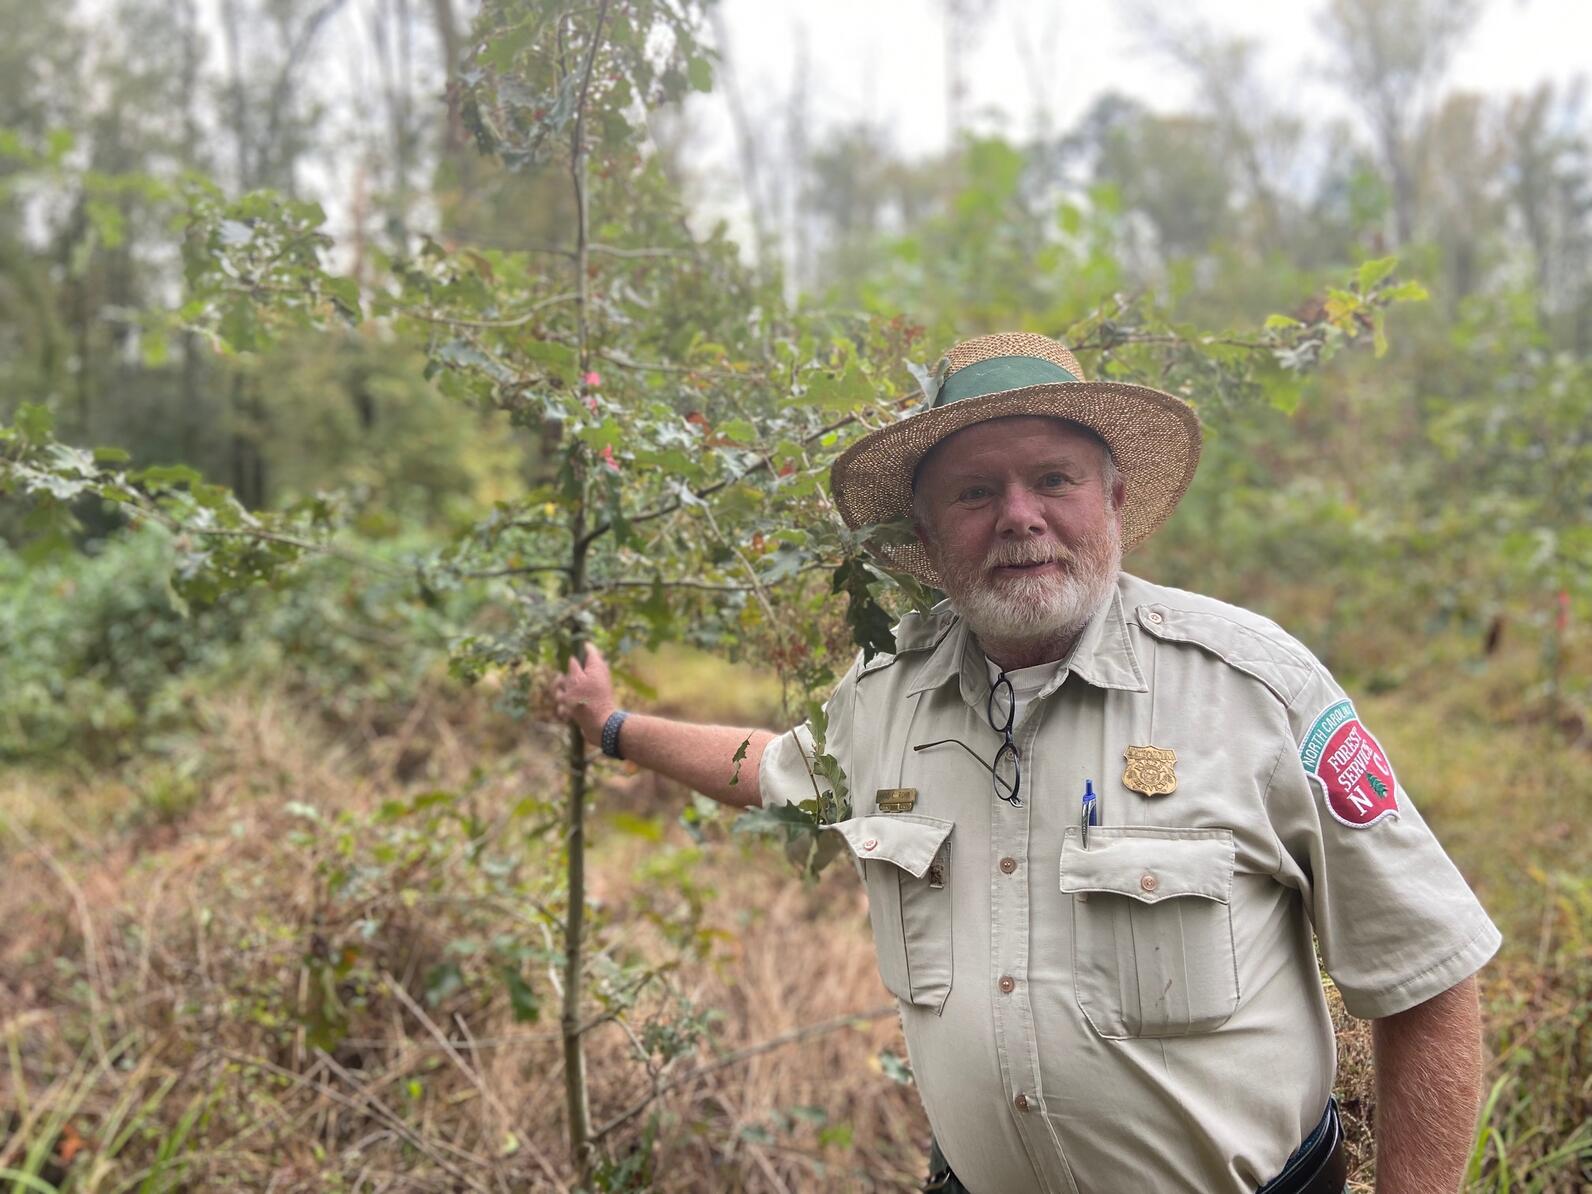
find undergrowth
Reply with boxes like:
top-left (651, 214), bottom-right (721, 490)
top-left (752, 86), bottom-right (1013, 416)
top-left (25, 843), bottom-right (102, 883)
top-left (1, 628), bottom-right (1587, 1191)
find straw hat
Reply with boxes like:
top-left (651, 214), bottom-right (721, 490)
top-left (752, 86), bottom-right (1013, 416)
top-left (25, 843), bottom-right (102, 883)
top-left (829, 331), bottom-right (1202, 588)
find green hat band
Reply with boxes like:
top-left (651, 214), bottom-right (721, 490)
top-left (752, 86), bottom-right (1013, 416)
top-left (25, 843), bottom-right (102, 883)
top-left (933, 354), bottom-right (1078, 407)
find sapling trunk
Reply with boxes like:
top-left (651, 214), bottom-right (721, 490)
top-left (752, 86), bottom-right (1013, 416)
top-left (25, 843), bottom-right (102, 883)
top-left (559, 1), bottom-right (608, 1178)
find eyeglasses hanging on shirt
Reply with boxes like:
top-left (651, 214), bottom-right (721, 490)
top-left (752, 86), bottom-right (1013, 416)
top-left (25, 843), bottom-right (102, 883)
top-left (912, 671), bottom-right (1023, 807)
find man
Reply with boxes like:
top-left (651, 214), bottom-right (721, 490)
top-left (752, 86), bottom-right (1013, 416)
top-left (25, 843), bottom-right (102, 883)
top-left (553, 332), bottom-right (1499, 1193)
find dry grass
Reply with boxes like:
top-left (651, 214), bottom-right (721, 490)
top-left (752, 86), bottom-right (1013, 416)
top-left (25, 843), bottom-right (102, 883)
top-left (1, 640), bottom-right (1587, 1192)
top-left (1, 677), bottom-right (927, 1192)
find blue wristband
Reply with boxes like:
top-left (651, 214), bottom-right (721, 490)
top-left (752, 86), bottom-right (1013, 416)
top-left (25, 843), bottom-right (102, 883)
top-left (600, 710), bottom-right (630, 759)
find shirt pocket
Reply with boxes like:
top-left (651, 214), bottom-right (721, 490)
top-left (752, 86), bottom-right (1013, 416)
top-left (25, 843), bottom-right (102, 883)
top-left (829, 814), bottom-right (955, 1013)
top-left (1059, 826), bottom-right (1237, 1039)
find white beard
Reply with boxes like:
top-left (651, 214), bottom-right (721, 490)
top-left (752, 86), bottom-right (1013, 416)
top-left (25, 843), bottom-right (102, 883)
top-left (932, 519), bottom-right (1123, 650)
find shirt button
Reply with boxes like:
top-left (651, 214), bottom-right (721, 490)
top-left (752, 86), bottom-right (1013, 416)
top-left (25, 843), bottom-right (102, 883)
top-left (999, 857), bottom-right (1017, 874)
top-left (1140, 873), bottom-right (1159, 893)
top-left (862, 838), bottom-right (878, 852)
top-left (998, 975), bottom-right (1015, 994)
top-left (1145, 609), bottom-right (1164, 624)
top-left (1013, 1093), bottom-right (1029, 1112)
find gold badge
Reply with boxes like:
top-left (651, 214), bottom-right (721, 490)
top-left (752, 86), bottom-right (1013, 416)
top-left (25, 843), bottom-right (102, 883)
top-left (1122, 746), bottom-right (1178, 797)
top-left (875, 787), bottom-right (918, 813)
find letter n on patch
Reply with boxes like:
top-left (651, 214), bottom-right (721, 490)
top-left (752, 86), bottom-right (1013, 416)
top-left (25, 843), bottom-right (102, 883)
top-left (1299, 699), bottom-right (1400, 828)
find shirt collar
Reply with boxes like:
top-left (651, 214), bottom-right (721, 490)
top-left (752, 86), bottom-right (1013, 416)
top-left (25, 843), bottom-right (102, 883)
top-left (905, 579), bottom-right (1148, 707)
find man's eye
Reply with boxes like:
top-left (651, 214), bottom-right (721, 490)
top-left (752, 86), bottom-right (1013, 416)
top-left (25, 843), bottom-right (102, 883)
top-left (1040, 472), bottom-right (1069, 488)
top-left (958, 486), bottom-right (990, 501)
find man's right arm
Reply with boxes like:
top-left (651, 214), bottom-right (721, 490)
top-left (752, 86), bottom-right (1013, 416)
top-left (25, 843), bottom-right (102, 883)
top-left (550, 644), bottom-right (776, 808)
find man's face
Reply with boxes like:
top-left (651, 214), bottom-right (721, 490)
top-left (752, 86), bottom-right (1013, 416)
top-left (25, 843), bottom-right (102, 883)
top-left (912, 416), bottom-right (1124, 648)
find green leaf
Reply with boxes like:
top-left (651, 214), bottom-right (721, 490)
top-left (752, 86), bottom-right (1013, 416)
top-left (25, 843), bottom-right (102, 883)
top-left (610, 812), bottom-right (664, 841)
top-left (729, 734), bottom-right (750, 787)
top-left (1264, 313), bottom-right (1303, 331)
top-left (93, 446), bottom-right (131, 464)
top-left (1372, 308), bottom-right (1388, 359)
top-left (687, 56), bottom-right (714, 93)
top-left (16, 403), bottom-right (53, 442)
top-left (1356, 255), bottom-right (1398, 292)
top-left (132, 463), bottom-right (203, 488)
top-left (1382, 280), bottom-right (1429, 303)
top-left (877, 1049), bottom-right (914, 1085)
top-left (1323, 287), bottom-right (1361, 328)
top-left (832, 556), bottom-right (896, 662)
top-left (719, 417), bottom-right (757, 444)
top-left (141, 326), bottom-right (170, 368)
top-left (737, 801), bottom-right (822, 831)
top-left (323, 274), bottom-right (363, 321)
top-left (424, 963), bottom-right (463, 1007)
top-left (806, 364), bottom-right (873, 413)
top-left (500, 966), bottom-right (541, 1023)
top-left (219, 298), bottom-right (259, 352)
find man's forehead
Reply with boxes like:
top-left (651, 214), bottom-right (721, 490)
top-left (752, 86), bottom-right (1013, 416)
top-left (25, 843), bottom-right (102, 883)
top-left (917, 417), bottom-right (1106, 479)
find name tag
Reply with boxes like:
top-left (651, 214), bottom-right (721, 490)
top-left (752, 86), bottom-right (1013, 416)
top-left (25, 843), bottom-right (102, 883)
top-left (875, 787), bottom-right (917, 813)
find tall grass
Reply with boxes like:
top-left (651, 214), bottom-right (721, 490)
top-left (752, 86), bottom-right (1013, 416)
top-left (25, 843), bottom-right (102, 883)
top-left (2, 638), bottom-right (1587, 1190)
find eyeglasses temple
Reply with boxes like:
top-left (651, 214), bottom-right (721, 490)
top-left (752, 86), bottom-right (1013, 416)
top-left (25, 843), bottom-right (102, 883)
top-left (913, 738), bottom-right (997, 777)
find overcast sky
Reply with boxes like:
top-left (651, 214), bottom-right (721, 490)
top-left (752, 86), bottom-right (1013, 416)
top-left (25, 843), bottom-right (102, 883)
top-left (669, 0), bottom-right (1587, 248)
top-left (701, 0), bottom-right (1588, 157)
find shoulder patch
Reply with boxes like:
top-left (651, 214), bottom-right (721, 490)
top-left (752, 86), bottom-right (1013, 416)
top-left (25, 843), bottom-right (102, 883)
top-left (1136, 602), bottom-right (1317, 704)
top-left (1300, 699), bottom-right (1400, 828)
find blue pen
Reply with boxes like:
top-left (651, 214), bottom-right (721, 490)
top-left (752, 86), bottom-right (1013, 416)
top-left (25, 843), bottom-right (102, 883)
top-left (1081, 779), bottom-right (1098, 848)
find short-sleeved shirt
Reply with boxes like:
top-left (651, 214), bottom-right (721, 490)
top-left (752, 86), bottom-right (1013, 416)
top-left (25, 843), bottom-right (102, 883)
top-left (759, 572), bottom-right (1500, 1194)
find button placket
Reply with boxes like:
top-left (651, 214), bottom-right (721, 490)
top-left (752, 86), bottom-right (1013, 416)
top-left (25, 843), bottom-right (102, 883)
top-left (990, 713), bottom-right (1062, 1186)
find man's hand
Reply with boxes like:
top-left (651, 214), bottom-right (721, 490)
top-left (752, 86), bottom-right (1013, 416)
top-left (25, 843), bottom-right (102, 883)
top-left (551, 644), bottom-right (617, 746)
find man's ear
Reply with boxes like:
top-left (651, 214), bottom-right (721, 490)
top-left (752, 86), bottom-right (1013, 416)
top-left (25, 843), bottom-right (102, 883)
top-left (1110, 476), bottom-right (1127, 514)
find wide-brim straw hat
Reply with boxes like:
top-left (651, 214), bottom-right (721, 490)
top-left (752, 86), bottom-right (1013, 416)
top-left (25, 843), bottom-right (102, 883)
top-left (830, 331), bottom-right (1202, 589)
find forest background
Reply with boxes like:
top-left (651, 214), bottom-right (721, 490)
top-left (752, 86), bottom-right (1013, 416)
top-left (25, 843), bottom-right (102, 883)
top-left (0, 0), bottom-right (1587, 1190)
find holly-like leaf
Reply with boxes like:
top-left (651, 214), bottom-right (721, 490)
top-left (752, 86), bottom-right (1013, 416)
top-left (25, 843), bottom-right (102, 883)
top-left (832, 556), bottom-right (896, 662)
top-left (728, 733), bottom-right (750, 787)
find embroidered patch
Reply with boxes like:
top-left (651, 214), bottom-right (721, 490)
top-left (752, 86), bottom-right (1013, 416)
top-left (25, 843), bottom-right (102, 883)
top-left (1300, 699), bottom-right (1399, 828)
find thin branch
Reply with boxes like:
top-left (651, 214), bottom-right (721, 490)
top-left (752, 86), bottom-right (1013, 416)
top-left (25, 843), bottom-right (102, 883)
top-left (174, 525), bottom-right (412, 577)
top-left (591, 1005), bottom-right (897, 1143)
top-left (1068, 332), bottom-right (1271, 353)
top-left (702, 502), bottom-right (776, 622)
top-left (515, 243), bottom-right (690, 259)
top-left (593, 349), bottom-right (767, 381)
top-left (589, 244), bottom-right (693, 259)
top-left (592, 568), bottom-right (827, 592)
top-left (403, 291), bottom-right (580, 329)
top-left (575, 409), bottom-right (865, 554)
top-left (450, 562), bottom-right (573, 580)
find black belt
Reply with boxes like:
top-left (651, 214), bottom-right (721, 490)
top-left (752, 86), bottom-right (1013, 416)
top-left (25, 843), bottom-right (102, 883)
top-left (921, 1098), bottom-right (1347, 1194)
top-left (1256, 1099), bottom-right (1348, 1194)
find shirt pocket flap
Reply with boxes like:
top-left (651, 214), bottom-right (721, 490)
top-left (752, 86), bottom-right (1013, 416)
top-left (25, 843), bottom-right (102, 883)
top-left (1059, 826), bottom-right (1234, 904)
top-left (827, 814), bottom-right (954, 878)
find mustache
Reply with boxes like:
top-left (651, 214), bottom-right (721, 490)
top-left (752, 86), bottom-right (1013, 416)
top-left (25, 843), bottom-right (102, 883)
top-left (983, 542), bottom-right (1075, 570)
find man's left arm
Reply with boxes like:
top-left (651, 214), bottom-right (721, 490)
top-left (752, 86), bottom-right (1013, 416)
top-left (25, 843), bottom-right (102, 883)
top-left (1370, 974), bottom-right (1484, 1194)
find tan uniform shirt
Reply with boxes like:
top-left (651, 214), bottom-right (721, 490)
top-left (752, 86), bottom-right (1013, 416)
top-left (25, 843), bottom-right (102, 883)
top-left (759, 572), bottom-right (1500, 1194)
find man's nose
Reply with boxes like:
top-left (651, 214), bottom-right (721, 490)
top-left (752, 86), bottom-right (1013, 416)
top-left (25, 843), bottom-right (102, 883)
top-left (993, 486), bottom-right (1047, 537)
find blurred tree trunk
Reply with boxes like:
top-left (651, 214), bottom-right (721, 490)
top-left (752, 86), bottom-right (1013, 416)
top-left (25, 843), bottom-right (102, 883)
top-left (1319, 0), bottom-right (1481, 247)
